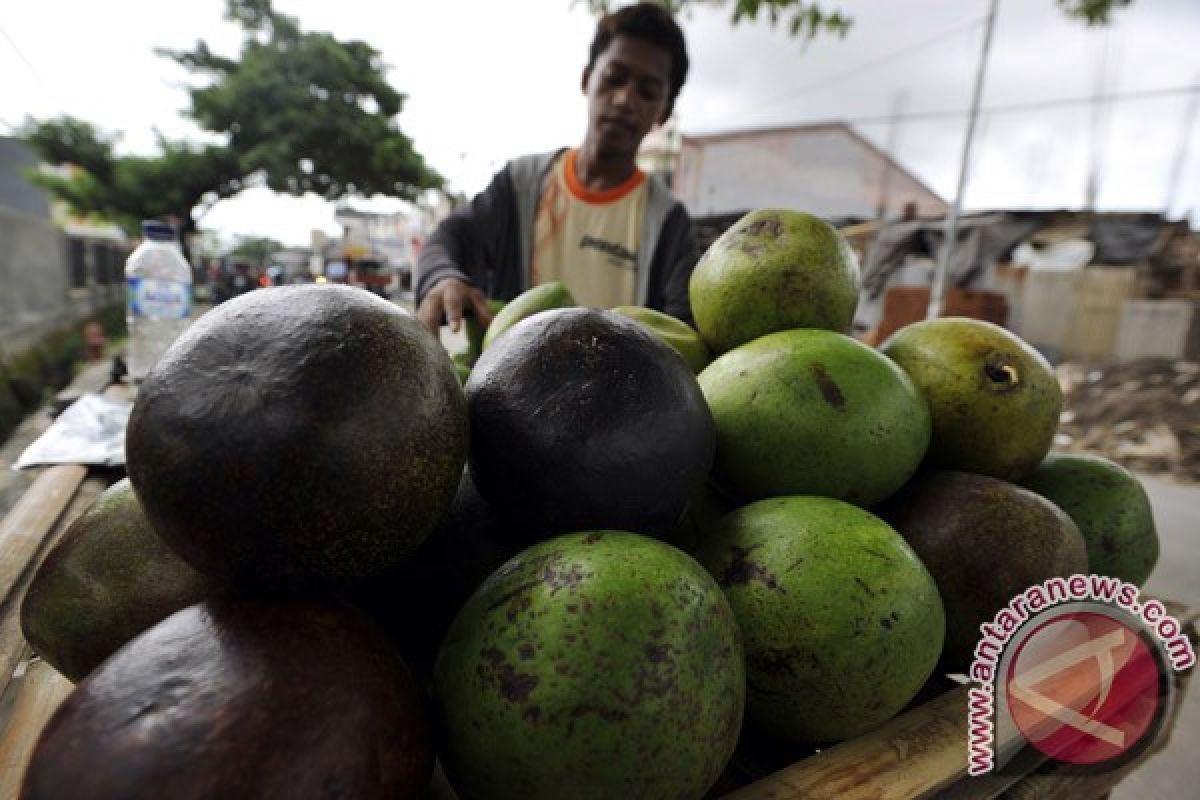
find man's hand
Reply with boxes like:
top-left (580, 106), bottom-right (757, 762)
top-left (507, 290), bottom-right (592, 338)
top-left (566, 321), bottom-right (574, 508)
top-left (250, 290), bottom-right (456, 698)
top-left (416, 277), bottom-right (495, 336)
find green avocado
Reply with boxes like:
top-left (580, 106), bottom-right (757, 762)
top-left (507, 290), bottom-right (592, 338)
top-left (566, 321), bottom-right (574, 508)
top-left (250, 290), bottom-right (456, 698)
top-left (611, 305), bottom-right (712, 373)
top-left (125, 285), bottom-right (467, 590)
top-left (688, 209), bottom-right (860, 354)
top-left (696, 496), bottom-right (944, 744)
top-left (881, 317), bottom-right (1063, 482)
top-left (451, 352), bottom-right (473, 385)
top-left (481, 282), bottom-right (575, 351)
top-left (1021, 453), bottom-right (1159, 586)
top-left (21, 598), bottom-right (434, 799)
top-left (463, 298), bottom-right (507, 365)
top-left (20, 479), bottom-right (211, 682)
top-left (434, 531), bottom-right (744, 800)
top-left (698, 328), bottom-right (930, 506)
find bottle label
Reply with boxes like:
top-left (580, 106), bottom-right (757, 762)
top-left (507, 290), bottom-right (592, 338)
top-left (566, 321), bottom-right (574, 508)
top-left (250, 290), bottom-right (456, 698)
top-left (127, 277), bottom-right (191, 319)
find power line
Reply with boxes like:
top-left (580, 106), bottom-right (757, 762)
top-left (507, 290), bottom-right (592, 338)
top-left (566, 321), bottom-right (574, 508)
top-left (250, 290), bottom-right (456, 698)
top-left (741, 15), bottom-right (988, 118)
top-left (711, 84), bottom-right (1200, 135)
top-left (0, 23), bottom-right (47, 88)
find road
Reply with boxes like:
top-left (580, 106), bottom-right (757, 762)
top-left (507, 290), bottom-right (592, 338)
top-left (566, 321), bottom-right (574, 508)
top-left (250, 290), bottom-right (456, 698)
top-left (1112, 474), bottom-right (1199, 799)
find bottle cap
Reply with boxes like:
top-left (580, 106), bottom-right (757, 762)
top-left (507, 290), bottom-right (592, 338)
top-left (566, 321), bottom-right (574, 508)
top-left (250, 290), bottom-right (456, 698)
top-left (141, 220), bottom-right (177, 242)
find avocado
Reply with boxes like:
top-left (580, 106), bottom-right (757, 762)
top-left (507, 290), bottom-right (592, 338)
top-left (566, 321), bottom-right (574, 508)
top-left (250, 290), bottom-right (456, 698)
top-left (482, 282), bottom-right (575, 351)
top-left (611, 305), bottom-right (712, 373)
top-left (434, 531), bottom-right (744, 800)
top-left (125, 285), bottom-right (467, 590)
top-left (451, 352), bottom-right (473, 385)
top-left (879, 470), bottom-right (1088, 669)
top-left (20, 479), bottom-right (212, 682)
top-left (696, 496), bottom-right (944, 744)
top-left (698, 328), bottom-right (930, 506)
top-left (352, 468), bottom-right (524, 681)
top-left (881, 318), bottom-right (1063, 482)
top-left (462, 298), bottom-right (507, 366)
top-left (688, 209), bottom-right (860, 354)
top-left (669, 480), bottom-right (736, 553)
top-left (1021, 453), bottom-right (1159, 586)
top-left (466, 308), bottom-right (715, 542)
top-left (20, 598), bottom-right (434, 799)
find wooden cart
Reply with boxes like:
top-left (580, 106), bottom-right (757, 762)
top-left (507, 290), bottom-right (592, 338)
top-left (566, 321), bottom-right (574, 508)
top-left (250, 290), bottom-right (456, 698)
top-left (0, 385), bottom-right (1194, 799)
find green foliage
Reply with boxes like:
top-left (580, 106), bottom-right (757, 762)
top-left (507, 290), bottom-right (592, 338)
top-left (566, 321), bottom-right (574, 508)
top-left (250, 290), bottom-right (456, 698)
top-left (21, 121), bottom-right (240, 236)
top-left (584, 0), bottom-right (1131, 39)
top-left (161, 0), bottom-right (440, 200)
top-left (1056, 0), bottom-right (1133, 25)
top-left (582, 0), bottom-right (850, 39)
top-left (226, 235), bottom-right (284, 265)
top-left (22, 0), bottom-right (439, 237)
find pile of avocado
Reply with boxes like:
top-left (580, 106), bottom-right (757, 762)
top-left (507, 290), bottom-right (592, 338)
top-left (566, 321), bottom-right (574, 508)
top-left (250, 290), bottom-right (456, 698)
top-left (18, 213), bottom-right (1158, 800)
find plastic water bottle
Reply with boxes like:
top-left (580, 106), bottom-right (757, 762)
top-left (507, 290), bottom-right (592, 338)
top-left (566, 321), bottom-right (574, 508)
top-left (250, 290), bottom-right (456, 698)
top-left (125, 220), bottom-right (193, 382)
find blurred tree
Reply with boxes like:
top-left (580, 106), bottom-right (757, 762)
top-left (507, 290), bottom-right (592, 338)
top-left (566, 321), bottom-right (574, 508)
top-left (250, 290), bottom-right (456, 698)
top-left (22, 0), bottom-right (440, 243)
top-left (226, 235), bottom-right (284, 266)
top-left (583, 0), bottom-right (1132, 39)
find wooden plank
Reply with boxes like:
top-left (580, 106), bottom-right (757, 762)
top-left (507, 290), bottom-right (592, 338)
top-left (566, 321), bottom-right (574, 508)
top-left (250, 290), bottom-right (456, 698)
top-left (0, 465), bottom-right (87, 612)
top-left (0, 660), bottom-right (71, 799)
top-left (0, 382), bottom-right (132, 621)
top-left (0, 477), bottom-right (106, 705)
top-left (721, 686), bottom-right (969, 800)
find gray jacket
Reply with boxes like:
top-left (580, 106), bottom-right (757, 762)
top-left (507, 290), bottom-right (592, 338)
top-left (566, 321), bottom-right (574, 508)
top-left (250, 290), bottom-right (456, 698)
top-left (416, 149), bottom-right (700, 322)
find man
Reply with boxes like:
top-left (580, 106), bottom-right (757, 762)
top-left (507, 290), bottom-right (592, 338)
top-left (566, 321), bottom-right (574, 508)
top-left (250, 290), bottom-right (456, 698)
top-left (415, 3), bottom-right (699, 334)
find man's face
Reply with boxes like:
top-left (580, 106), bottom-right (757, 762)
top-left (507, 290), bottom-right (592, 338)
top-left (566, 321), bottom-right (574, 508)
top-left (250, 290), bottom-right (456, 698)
top-left (583, 34), bottom-right (673, 159)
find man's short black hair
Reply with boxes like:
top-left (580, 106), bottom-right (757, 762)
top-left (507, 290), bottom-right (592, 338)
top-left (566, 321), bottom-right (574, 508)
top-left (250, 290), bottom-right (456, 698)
top-left (588, 3), bottom-right (690, 101)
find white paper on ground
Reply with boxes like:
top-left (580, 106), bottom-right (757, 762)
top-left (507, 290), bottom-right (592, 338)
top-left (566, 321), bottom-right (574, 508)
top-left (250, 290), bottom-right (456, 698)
top-left (13, 393), bottom-right (133, 470)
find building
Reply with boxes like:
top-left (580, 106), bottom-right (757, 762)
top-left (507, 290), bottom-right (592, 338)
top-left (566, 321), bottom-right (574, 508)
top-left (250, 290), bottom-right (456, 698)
top-left (0, 137), bottom-right (126, 356)
top-left (673, 121), bottom-right (947, 221)
top-left (637, 117), bottom-right (682, 188)
top-left (325, 205), bottom-right (430, 294)
top-left (853, 209), bottom-right (1200, 363)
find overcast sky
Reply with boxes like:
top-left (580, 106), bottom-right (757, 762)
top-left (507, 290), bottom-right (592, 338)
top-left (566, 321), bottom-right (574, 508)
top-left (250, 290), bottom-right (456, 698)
top-left (2, 0), bottom-right (1197, 246)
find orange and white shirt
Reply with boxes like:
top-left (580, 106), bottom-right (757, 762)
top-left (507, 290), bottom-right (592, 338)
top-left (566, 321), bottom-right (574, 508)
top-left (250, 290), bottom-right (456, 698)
top-left (530, 149), bottom-right (648, 309)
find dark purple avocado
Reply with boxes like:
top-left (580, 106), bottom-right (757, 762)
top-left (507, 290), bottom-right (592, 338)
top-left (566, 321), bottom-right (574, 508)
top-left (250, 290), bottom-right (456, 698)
top-left (20, 597), bottom-right (434, 799)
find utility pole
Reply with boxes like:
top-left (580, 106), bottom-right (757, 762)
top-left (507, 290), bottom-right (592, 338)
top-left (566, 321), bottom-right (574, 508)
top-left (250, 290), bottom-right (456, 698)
top-left (927, 0), bottom-right (1000, 320)
top-left (1164, 77), bottom-right (1200, 217)
top-left (876, 91), bottom-right (909, 222)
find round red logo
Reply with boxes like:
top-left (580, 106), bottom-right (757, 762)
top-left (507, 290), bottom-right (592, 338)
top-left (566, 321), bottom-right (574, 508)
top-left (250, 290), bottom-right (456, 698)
top-left (1005, 611), bottom-right (1164, 766)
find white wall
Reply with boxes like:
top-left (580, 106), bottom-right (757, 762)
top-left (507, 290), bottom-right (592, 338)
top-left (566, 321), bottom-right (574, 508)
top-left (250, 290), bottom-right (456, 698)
top-left (675, 127), bottom-right (946, 219)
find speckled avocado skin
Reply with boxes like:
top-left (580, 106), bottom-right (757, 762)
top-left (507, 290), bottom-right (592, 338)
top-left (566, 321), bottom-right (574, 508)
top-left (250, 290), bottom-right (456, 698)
top-left (1021, 453), bottom-right (1159, 586)
top-left (698, 329), bottom-right (930, 507)
top-left (125, 285), bottom-right (467, 589)
top-left (433, 531), bottom-right (745, 800)
top-left (879, 470), bottom-right (1089, 670)
top-left (689, 209), bottom-right (861, 354)
top-left (20, 478), bottom-right (211, 682)
top-left (466, 308), bottom-right (715, 542)
top-left (881, 317), bottom-right (1063, 482)
top-left (21, 598), bottom-right (434, 800)
top-left (695, 496), bottom-right (945, 745)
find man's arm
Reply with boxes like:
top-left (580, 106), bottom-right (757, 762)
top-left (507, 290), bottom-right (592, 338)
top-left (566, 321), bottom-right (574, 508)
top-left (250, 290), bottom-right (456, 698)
top-left (415, 165), bottom-right (519, 332)
top-left (649, 205), bottom-right (701, 325)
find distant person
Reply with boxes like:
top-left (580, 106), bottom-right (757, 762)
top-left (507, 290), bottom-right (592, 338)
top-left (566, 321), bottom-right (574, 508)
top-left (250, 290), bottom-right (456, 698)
top-left (415, 3), bottom-right (698, 334)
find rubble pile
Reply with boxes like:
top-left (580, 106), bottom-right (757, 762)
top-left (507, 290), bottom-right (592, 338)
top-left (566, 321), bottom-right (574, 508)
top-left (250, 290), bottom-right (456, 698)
top-left (1055, 359), bottom-right (1200, 483)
